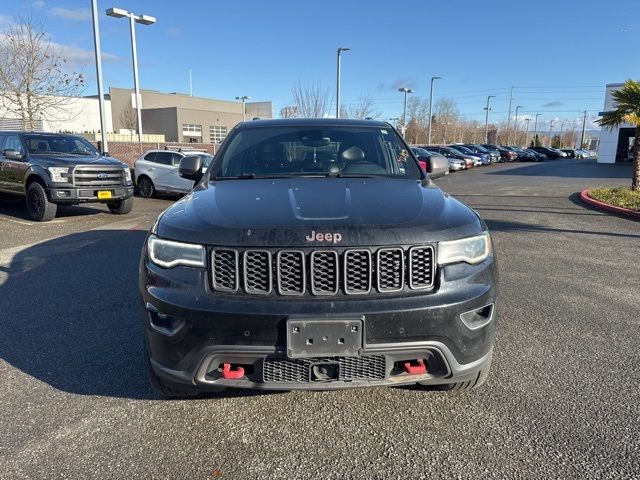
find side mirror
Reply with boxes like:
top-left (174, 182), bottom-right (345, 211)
top-left (426, 154), bottom-right (449, 179)
top-left (3, 149), bottom-right (24, 160)
top-left (179, 155), bottom-right (203, 182)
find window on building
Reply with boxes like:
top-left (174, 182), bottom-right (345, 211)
top-left (209, 125), bottom-right (228, 144)
top-left (182, 124), bottom-right (202, 136)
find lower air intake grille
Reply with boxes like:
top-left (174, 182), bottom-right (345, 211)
top-left (262, 355), bottom-right (387, 383)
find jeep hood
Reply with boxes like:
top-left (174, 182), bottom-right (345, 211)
top-left (156, 178), bottom-right (483, 247)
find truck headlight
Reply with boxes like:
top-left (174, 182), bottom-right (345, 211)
top-left (47, 167), bottom-right (70, 183)
top-left (437, 232), bottom-right (492, 265)
top-left (122, 166), bottom-right (132, 182)
top-left (148, 235), bottom-right (205, 268)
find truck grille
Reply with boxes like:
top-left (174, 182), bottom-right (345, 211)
top-left (262, 355), bottom-right (387, 383)
top-left (72, 165), bottom-right (125, 187)
top-left (209, 245), bottom-right (435, 296)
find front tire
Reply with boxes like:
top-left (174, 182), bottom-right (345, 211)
top-left (144, 342), bottom-right (201, 399)
top-left (137, 176), bottom-right (155, 198)
top-left (107, 196), bottom-right (134, 215)
top-left (26, 182), bottom-right (57, 222)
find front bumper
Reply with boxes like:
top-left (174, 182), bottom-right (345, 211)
top-left (47, 185), bottom-right (134, 204)
top-left (140, 251), bottom-right (498, 391)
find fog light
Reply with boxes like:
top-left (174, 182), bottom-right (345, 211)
top-left (460, 304), bottom-right (494, 330)
top-left (57, 190), bottom-right (70, 197)
top-left (146, 303), bottom-right (185, 336)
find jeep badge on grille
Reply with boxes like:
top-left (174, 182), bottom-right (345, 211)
top-left (305, 230), bottom-right (342, 244)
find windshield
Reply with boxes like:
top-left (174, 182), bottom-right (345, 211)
top-left (24, 134), bottom-right (100, 156)
top-left (212, 125), bottom-right (422, 179)
top-left (450, 146), bottom-right (473, 155)
top-left (471, 145), bottom-right (489, 153)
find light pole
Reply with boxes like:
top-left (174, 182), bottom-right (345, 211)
top-left (523, 118), bottom-right (531, 147)
top-left (533, 113), bottom-right (542, 145)
top-left (548, 120), bottom-right (555, 147)
top-left (484, 95), bottom-right (495, 143)
top-left (427, 76), bottom-right (441, 145)
top-left (235, 96), bottom-right (251, 122)
top-left (559, 121), bottom-right (566, 148)
top-left (91, 0), bottom-right (108, 153)
top-left (106, 7), bottom-right (156, 144)
top-left (336, 47), bottom-right (350, 118)
top-left (398, 87), bottom-right (414, 136)
top-left (514, 106), bottom-right (523, 146)
top-left (389, 117), bottom-right (400, 130)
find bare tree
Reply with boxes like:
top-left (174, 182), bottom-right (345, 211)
top-left (346, 94), bottom-right (380, 120)
top-left (291, 80), bottom-right (331, 118)
top-left (119, 104), bottom-right (137, 133)
top-left (0, 16), bottom-right (85, 130)
top-left (279, 105), bottom-right (299, 118)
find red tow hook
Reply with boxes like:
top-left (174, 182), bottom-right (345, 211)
top-left (221, 363), bottom-right (245, 379)
top-left (403, 359), bottom-right (427, 375)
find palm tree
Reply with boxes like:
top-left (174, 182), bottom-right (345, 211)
top-left (597, 79), bottom-right (640, 191)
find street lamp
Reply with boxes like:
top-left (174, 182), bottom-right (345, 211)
top-left (336, 47), bottom-right (351, 118)
top-left (91, 0), bottom-right (108, 153)
top-left (389, 117), bottom-right (400, 129)
top-left (235, 95), bottom-right (251, 122)
top-left (398, 87), bottom-right (414, 136)
top-left (533, 113), bottom-right (542, 145)
top-left (427, 76), bottom-right (441, 145)
top-left (559, 121), bottom-right (566, 148)
top-left (548, 120), bottom-right (555, 147)
top-left (514, 106), bottom-right (523, 146)
top-left (484, 95), bottom-right (495, 143)
top-left (106, 7), bottom-right (156, 144)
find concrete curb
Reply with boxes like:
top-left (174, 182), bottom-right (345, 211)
top-left (580, 189), bottom-right (640, 221)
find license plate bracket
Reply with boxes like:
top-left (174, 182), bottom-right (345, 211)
top-left (286, 318), bottom-right (363, 359)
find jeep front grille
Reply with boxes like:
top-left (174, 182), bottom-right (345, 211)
top-left (72, 165), bottom-right (125, 187)
top-left (209, 246), bottom-right (435, 297)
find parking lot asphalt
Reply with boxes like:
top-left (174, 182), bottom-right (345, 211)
top-left (1, 159), bottom-right (638, 480)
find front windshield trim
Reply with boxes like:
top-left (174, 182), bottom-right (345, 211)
top-left (24, 134), bottom-right (100, 156)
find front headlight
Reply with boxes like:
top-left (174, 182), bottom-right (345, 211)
top-left (438, 232), bottom-right (492, 265)
top-left (47, 167), bottom-right (70, 183)
top-left (147, 234), bottom-right (205, 268)
top-left (122, 166), bottom-right (132, 182)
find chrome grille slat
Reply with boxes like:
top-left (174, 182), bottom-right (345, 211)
top-left (72, 165), bottom-right (125, 187)
top-left (209, 246), bottom-right (434, 296)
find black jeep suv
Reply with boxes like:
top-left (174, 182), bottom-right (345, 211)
top-left (140, 119), bottom-right (497, 397)
top-left (0, 132), bottom-right (134, 221)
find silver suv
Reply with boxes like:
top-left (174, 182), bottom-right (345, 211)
top-left (134, 149), bottom-right (212, 197)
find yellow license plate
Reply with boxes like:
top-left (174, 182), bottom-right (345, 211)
top-left (97, 190), bottom-right (112, 200)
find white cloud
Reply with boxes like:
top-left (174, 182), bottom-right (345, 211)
top-left (51, 42), bottom-right (118, 66)
top-left (33, 1), bottom-right (46, 8)
top-left (50, 7), bottom-right (91, 21)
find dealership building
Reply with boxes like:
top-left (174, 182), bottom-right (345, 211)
top-left (0, 87), bottom-right (272, 144)
top-left (597, 83), bottom-right (633, 164)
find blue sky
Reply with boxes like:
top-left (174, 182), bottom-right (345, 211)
top-left (1, 0), bottom-right (638, 131)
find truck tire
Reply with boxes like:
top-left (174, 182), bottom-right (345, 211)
top-left (137, 176), bottom-right (155, 198)
top-left (107, 196), bottom-right (134, 215)
top-left (26, 181), bottom-right (57, 222)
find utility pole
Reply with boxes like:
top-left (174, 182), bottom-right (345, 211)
top-left (484, 95), bottom-right (495, 143)
top-left (580, 110), bottom-right (587, 149)
top-left (336, 47), bottom-right (350, 118)
top-left (506, 86), bottom-right (513, 144)
top-left (533, 113), bottom-right (541, 146)
top-left (523, 118), bottom-right (530, 147)
top-left (398, 87), bottom-right (414, 136)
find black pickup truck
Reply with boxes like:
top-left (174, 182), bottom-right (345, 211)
top-left (140, 119), bottom-right (497, 397)
top-left (0, 131), bottom-right (134, 221)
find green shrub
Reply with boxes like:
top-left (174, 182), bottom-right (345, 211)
top-left (589, 187), bottom-right (640, 212)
